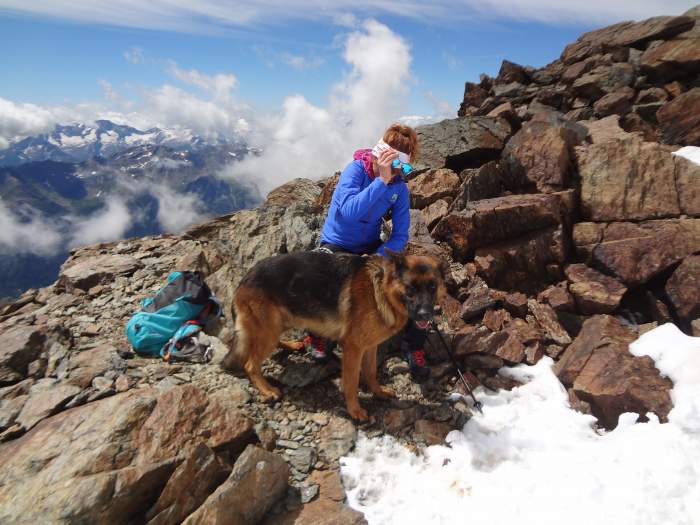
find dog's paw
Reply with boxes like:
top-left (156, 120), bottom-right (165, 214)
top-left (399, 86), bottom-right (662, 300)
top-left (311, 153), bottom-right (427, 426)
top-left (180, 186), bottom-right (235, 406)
top-left (260, 386), bottom-right (282, 402)
top-left (373, 386), bottom-right (395, 399)
top-left (348, 405), bottom-right (369, 422)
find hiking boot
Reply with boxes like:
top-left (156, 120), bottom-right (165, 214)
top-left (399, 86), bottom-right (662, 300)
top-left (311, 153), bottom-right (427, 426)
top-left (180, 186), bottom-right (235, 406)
top-left (405, 348), bottom-right (431, 382)
top-left (304, 334), bottom-right (332, 364)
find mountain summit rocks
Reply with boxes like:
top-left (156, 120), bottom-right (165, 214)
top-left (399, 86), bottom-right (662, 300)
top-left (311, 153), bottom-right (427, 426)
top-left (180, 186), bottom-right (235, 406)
top-left (1, 6), bottom-right (699, 524)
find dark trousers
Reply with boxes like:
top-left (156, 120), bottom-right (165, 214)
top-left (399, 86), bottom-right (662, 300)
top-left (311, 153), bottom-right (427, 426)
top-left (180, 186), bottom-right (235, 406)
top-left (319, 243), bottom-right (427, 353)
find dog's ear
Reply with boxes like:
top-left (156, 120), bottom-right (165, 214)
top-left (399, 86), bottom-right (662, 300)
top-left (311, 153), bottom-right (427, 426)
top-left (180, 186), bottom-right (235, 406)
top-left (384, 248), bottom-right (407, 274)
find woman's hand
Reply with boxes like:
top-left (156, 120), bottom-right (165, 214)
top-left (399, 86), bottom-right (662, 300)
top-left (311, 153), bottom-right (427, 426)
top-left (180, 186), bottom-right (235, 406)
top-left (377, 148), bottom-right (399, 185)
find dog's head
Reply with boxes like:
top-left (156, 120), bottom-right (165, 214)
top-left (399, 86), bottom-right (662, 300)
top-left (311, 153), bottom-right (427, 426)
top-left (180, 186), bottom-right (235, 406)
top-left (385, 249), bottom-right (447, 329)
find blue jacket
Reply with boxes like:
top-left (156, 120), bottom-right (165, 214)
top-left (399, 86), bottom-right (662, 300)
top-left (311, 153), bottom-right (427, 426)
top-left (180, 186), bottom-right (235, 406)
top-left (320, 159), bottom-right (410, 256)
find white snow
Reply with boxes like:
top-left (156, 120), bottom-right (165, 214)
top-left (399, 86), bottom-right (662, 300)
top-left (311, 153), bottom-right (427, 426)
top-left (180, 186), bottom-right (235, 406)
top-left (341, 324), bottom-right (700, 525)
top-left (673, 146), bottom-right (700, 167)
top-left (59, 129), bottom-right (96, 148)
top-left (99, 130), bottom-right (118, 145)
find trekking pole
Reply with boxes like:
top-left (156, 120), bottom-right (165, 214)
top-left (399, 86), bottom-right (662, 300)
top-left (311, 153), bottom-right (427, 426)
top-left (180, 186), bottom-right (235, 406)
top-left (429, 319), bottom-right (483, 414)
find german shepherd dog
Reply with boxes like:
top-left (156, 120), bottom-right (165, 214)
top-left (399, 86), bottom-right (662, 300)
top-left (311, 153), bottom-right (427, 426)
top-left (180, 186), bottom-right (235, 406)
top-left (222, 249), bottom-right (446, 421)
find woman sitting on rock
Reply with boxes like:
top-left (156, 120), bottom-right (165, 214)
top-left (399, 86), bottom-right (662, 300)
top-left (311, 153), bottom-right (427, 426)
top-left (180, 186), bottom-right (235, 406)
top-left (304, 122), bottom-right (431, 381)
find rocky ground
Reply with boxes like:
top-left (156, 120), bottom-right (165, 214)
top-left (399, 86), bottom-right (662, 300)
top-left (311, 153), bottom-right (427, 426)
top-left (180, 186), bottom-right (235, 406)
top-left (1, 5), bottom-right (699, 525)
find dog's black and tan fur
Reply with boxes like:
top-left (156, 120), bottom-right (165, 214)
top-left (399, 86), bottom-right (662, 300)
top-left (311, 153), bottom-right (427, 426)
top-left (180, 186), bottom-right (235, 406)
top-left (222, 250), bottom-right (446, 421)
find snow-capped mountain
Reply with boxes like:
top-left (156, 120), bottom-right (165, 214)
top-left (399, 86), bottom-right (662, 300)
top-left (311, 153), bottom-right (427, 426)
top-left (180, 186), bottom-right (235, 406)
top-left (0, 120), bottom-right (224, 166)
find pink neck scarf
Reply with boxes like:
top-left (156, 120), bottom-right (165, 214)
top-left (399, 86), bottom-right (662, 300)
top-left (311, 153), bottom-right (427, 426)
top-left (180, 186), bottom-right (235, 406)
top-left (353, 148), bottom-right (376, 179)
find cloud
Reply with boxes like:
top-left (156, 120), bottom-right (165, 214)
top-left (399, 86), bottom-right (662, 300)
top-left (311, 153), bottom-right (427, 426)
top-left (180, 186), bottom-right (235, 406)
top-left (68, 198), bottom-right (132, 247)
top-left (124, 46), bottom-right (145, 64)
top-left (280, 53), bottom-right (325, 70)
top-left (442, 51), bottom-right (461, 70)
top-left (0, 0), bottom-right (695, 31)
top-left (0, 200), bottom-right (64, 255)
top-left (0, 97), bottom-right (59, 144)
top-left (150, 184), bottom-right (204, 233)
top-left (168, 63), bottom-right (238, 100)
top-left (98, 79), bottom-right (121, 102)
top-left (222, 19), bottom-right (412, 194)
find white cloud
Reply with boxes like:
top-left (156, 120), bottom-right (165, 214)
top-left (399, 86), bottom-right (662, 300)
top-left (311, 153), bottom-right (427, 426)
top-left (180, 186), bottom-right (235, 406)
top-left (124, 46), bottom-right (145, 64)
top-left (0, 97), bottom-right (58, 143)
top-left (98, 79), bottom-right (120, 102)
top-left (222, 19), bottom-right (412, 194)
top-left (168, 63), bottom-right (238, 100)
top-left (68, 198), bottom-right (132, 247)
top-left (442, 51), bottom-right (461, 70)
top-left (150, 184), bottom-right (204, 233)
top-left (0, 0), bottom-right (695, 30)
top-left (280, 53), bottom-right (325, 70)
top-left (0, 200), bottom-right (63, 255)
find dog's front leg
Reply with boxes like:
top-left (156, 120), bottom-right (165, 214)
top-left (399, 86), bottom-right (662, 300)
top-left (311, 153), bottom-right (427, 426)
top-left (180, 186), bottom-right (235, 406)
top-left (362, 345), bottom-right (394, 399)
top-left (340, 341), bottom-right (369, 421)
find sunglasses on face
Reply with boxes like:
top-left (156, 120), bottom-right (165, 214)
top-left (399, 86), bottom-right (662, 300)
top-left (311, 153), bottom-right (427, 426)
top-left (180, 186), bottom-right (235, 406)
top-left (392, 158), bottom-right (414, 176)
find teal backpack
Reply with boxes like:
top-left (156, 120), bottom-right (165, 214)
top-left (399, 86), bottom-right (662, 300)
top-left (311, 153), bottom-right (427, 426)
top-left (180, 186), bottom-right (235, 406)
top-left (125, 271), bottom-right (222, 362)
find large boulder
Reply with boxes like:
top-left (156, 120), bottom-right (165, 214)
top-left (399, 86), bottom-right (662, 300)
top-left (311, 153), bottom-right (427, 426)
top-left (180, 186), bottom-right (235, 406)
top-left (182, 445), bottom-right (289, 525)
top-left (641, 18), bottom-right (700, 82)
top-left (0, 326), bottom-right (48, 386)
top-left (561, 16), bottom-right (694, 64)
top-left (458, 82), bottom-right (490, 117)
top-left (657, 88), bottom-right (700, 146)
top-left (58, 254), bottom-right (144, 292)
top-left (432, 191), bottom-right (575, 262)
top-left (574, 219), bottom-right (700, 286)
top-left (450, 161), bottom-right (504, 211)
top-left (415, 117), bottom-right (511, 173)
top-left (501, 112), bottom-right (587, 192)
top-left (474, 226), bottom-right (568, 293)
top-left (565, 264), bottom-right (627, 314)
top-left (0, 384), bottom-right (255, 524)
top-left (571, 63), bottom-right (635, 102)
top-left (407, 168), bottom-right (461, 209)
top-left (554, 315), bottom-right (673, 430)
top-left (263, 178), bottom-right (323, 208)
top-left (665, 254), bottom-right (700, 327)
top-left (576, 136), bottom-right (698, 221)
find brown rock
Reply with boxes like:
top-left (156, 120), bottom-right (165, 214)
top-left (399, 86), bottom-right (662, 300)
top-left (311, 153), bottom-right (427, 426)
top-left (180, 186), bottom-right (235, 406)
top-left (413, 420), bottom-right (453, 445)
top-left (565, 264), bottom-right (627, 314)
top-left (451, 161), bottom-right (503, 211)
top-left (415, 117), bottom-right (511, 173)
top-left (574, 219), bottom-right (700, 286)
top-left (497, 60), bottom-right (530, 84)
top-left (538, 283), bottom-right (575, 312)
top-left (665, 81), bottom-right (684, 98)
top-left (453, 325), bottom-right (509, 358)
top-left (458, 82), bottom-right (490, 117)
top-left (421, 199), bottom-right (450, 230)
top-left (474, 226), bottom-right (568, 293)
top-left (580, 115), bottom-right (638, 143)
top-left (183, 445), bottom-right (289, 525)
top-left (620, 112), bottom-right (659, 142)
top-left (641, 33), bottom-right (700, 82)
top-left (562, 59), bottom-right (596, 82)
top-left (67, 344), bottom-right (125, 389)
top-left (593, 87), bottom-right (635, 117)
top-left (495, 334), bottom-right (526, 364)
top-left (503, 292), bottom-right (528, 317)
top-left (675, 153), bottom-right (700, 216)
top-left (577, 137), bottom-right (683, 221)
top-left (314, 173), bottom-right (340, 209)
top-left (502, 113), bottom-right (587, 192)
top-left (665, 255), bottom-right (700, 325)
top-left (528, 300), bottom-right (571, 346)
top-left (407, 168), bottom-right (461, 209)
top-left (460, 278), bottom-right (499, 321)
top-left (383, 407), bottom-right (421, 433)
top-left (463, 353), bottom-right (505, 370)
top-left (433, 192), bottom-right (574, 261)
top-left (505, 317), bottom-right (543, 345)
top-left (58, 254), bottom-right (144, 292)
top-left (572, 64), bottom-right (635, 101)
top-left (657, 88), bottom-right (700, 146)
top-left (554, 315), bottom-right (673, 430)
top-left (263, 177), bottom-right (322, 208)
top-left (525, 343), bottom-right (545, 365)
top-left (0, 326), bottom-right (47, 386)
top-left (147, 444), bottom-right (229, 525)
top-left (318, 416), bottom-right (356, 462)
top-left (482, 309), bottom-right (512, 332)
top-left (636, 87), bottom-right (669, 104)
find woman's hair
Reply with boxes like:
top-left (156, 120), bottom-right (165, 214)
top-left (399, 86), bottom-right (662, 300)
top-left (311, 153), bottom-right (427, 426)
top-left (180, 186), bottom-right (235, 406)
top-left (383, 123), bottom-right (419, 163)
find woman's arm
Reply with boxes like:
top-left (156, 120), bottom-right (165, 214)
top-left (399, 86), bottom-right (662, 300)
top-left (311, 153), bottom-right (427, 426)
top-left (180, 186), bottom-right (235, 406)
top-left (335, 161), bottom-right (391, 221)
top-left (378, 187), bottom-right (410, 256)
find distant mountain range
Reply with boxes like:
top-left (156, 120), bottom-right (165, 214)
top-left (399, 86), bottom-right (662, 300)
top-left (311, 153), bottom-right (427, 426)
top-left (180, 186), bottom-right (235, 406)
top-left (0, 120), bottom-right (261, 299)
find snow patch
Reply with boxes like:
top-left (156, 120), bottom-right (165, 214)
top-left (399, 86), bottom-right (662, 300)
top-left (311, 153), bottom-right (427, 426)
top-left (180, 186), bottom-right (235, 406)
top-left (673, 146), bottom-right (700, 167)
top-left (341, 325), bottom-right (700, 525)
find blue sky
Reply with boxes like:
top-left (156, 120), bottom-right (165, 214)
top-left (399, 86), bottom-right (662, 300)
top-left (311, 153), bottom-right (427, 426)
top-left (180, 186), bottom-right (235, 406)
top-left (0, 0), bottom-right (696, 164)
